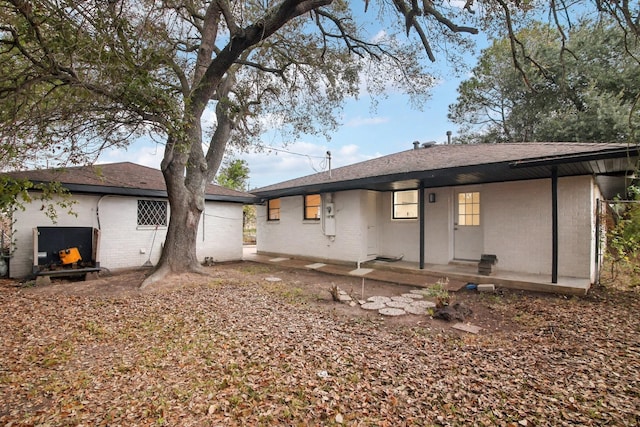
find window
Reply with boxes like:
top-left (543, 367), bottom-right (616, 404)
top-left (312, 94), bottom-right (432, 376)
top-left (304, 194), bottom-right (321, 220)
top-left (458, 192), bottom-right (480, 226)
top-left (137, 200), bottom-right (167, 226)
top-left (267, 198), bottom-right (280, 221)
top-left (393, 190), bottom-right (418, 219)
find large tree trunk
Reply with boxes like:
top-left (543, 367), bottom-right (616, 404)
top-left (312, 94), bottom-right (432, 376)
top-left (140, 132), bottom-right (209, 289)
top-left (138, 1), bottom-right (336, 289)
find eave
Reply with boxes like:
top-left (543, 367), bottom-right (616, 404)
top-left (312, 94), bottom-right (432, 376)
top-left (253, 146), bottom-right (639, 200)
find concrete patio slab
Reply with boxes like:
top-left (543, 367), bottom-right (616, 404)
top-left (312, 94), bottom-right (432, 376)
top-left (349, 268), bottom-right (374, 276)
top-left (306, 263), bottom-right (327, 269)
top-left (242, 246), bottom-right (591, 296)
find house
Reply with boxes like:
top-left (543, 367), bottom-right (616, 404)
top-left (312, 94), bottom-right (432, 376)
top-left (4, 162), bottom-right (255, 279)
top-left (252, 142), bottom-right (639, 293)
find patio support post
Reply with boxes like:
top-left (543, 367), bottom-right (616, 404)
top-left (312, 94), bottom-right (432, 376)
top-left (419, 182), bottom-right (425, 270)
top-left (552, 167), bottom-right (558, 283)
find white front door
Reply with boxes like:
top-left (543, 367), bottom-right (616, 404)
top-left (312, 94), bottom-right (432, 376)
top-left (453, 191), bottom-right (483, 260)
top-left (366, 191), bottom-right (379, 257)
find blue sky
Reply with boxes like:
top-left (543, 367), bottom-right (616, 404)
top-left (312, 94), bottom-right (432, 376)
top-left (98, 6), bottom-right (488, 190)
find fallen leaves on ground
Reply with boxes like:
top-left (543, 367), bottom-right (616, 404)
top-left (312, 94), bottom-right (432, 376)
top-left (0, 267), bottom-right (639, 426)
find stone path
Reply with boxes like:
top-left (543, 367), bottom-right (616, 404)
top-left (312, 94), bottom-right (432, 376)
top-left (337, 288), bottom-right (436, 316)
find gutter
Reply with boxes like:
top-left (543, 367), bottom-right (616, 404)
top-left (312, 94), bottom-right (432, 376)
top-left (26, 181), bottom-right (257, 204)
top-left (509, 146), bottom-right (640, 168)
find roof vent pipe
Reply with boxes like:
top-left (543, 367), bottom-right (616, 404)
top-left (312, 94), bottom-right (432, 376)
top-left (413, 141), bottom-right (420, 150)
top-left (446, 130), bottom-right (452, 144)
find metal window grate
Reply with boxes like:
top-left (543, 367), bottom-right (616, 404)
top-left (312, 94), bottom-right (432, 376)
top-left (137, 200), bottom-right (167, 226)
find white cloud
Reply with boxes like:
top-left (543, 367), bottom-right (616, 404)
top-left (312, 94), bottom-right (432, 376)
top-left (345, 116), bottom-right (389, 127)
top-left (371, 30), bottom-right (388, 44)
top-left (98, 142), bottom-right (163, 169)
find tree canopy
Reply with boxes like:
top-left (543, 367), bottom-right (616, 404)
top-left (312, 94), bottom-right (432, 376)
top-left (448, 19), bottom-right (640, 144)
top-left (449, 20), bottom-right (640, 142)
top-left (215, 158), bottom-right (250, 192)
top-left (1, 0), bottom-right (639, 285)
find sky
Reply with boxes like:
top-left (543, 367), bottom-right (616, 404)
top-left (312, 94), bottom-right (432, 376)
top-left (98, 5), bottom-right (488, 190)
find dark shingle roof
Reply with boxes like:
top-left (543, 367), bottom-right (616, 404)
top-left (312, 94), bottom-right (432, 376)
top-left (253, 142), bottom-right (639, 198)
top-left (5, 162), bottom-right (256, 203)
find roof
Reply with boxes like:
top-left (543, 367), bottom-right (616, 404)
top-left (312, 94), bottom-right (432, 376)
top-left (253, 142), bottom-right (639, 199)
top-left (4, 162), bottom-right (256, 203)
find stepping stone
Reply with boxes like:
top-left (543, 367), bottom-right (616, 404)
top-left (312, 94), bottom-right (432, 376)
top-left (338, 294), bottom-right (352, 302)
top-left (349, 268), bottom-right (373, 276)
top-left (409, 300), bottom-right (437, 309)
top-left (269, 257), bottom-right (289, 262)
top-left (402, 293), bottom-right (424, 299)
top-left (361, 301), bottom-right (387, 310)
top-left (405, 304), bottom-right (430, 315)
top-left (378, 307), bottom-right (406, 316)
top-left (452, 323), bottom-right (482, 334)
top-left (367, 295), bottom-right (391, 303)
top-left (391, 296), bottom-right (414, 303)
top-left (385, 300), bottom-right (410, 309)
top-left (264, 277), bottom-right (282, 282)
top-left (306, 263), bottom-right (326, 269)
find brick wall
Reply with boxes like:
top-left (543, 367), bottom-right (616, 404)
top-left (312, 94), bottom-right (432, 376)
top-left (256, 176), bottom-right (598, 280)
top-left (256, 190), bottom-right (366, 263)
top-left (10, 193), bottom-right (243, 278)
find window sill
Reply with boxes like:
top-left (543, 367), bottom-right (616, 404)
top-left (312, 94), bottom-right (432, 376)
top-left (136, 225), bottom-right (167, 230)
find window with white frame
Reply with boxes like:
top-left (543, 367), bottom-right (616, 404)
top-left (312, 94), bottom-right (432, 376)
top-left (393, 190), bottom-right (418, 219)
top-left (137, 200), bottom-right (168, 226)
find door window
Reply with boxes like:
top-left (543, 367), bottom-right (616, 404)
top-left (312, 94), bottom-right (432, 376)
top-left (457, 192), bottom-right (480, 226)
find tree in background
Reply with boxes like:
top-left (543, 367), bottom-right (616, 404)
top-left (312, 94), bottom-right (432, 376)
top-left (0, 0), bottom-right (477, 287)
top-left (216, 158), bottom-right (255, 242)
top-left (448, 19), bottom-right (640, 144)
top-left (215, 159), bottom-right (250, 192)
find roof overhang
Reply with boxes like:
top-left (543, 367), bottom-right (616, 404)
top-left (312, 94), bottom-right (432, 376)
top-left (253, 146), bottom-right (639, 200)
top-left (27, 182), bottom-right (258, 204)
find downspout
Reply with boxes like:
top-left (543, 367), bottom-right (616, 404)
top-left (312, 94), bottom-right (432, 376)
top-left (419, 182), bottom-right (425, 270)
top-left (96, 195), bottom-right (107, 230)
top-left (552, 167), bottom-right (558, 284)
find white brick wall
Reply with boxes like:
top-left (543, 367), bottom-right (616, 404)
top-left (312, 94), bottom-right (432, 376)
top-left (9, 193), bottom-right (243, 278)
top-left (256, 190), bottom-right (366, 263)
top-left (256, 176), bottom-right (599, 280)
top-left (377, 192), bottom-right (420, 262)
top-left (483, 179), bottom-right (553, 275)
top-left (10, 194), bottom-right (99, 278)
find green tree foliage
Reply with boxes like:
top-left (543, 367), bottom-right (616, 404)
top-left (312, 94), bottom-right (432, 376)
top-left (0, 0), bottom-right (475, 285)
top-left (1, 1), bottom-right (638, 285)
top-left (448, 19), bottom-right (640, 143)
top-left (607, 185), bottom-right (640, 285)
top-left (215, 159), bottom-right (250, 192)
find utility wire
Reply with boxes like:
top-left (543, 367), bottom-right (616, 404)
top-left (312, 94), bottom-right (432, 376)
top-left (255, 144), bottom-right (327, 159)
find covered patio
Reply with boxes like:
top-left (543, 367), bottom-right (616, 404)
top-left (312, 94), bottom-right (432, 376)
top-left (242, 246), bottom-right (591, 296)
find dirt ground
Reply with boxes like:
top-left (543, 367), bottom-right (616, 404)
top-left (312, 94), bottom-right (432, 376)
top-left (2, 260), bottom-right (639, 425)
top-left (21, 260), bottom-right (557, 334)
